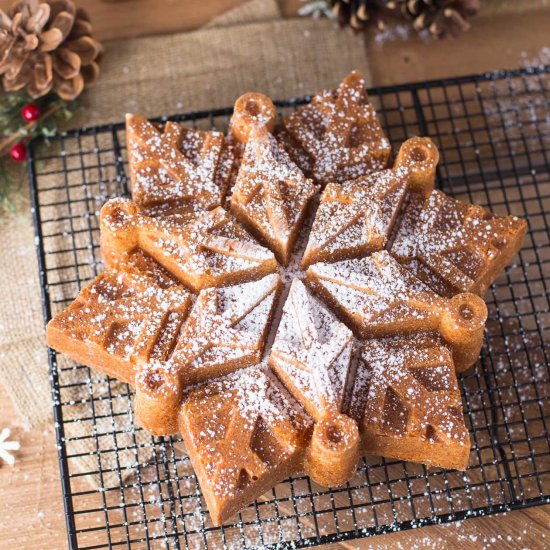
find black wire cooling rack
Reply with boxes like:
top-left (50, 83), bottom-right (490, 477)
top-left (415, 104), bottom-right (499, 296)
top-left (28, 67), bottom-right (550, 549)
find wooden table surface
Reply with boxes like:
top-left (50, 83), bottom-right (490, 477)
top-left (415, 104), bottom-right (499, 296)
top-left (0, 1), bottom-right (549, 548)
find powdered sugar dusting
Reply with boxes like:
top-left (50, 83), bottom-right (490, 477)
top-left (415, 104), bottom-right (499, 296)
top-left (391, 189), bottom-right (527, 296)
top-left (269, 279), bottom-right (354, 419)
top-left (127, 115), bottom-right (235, 214)
top-left (101, 199), bottom-right (277, 291)
top-left (307, 251), bottom-right (446, 335)
top-left (46, 73), bottom-right (530, 528)
top-left (279, 71), bottom-right (391, 184)
top-left (231, 128), bottom-right (317, 263)
top-left (181, 365), bottom-right (311, 501)
top-left (358, 334), bottom-right (468, 448)
top-left (303, 166), bottom-right (409, 266)
top-left (48, 262), bottom-right (192, 380)
top-left (168, 273), bottom-right (280, 383)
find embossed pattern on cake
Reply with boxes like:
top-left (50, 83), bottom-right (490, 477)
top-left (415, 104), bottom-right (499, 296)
top-left (349, 334), bottom-right (470, 470)
top-left (170, 273), bottom-right (281, 386)
top-left (126, 114), bottom-right (235, 220)
top-left (46, 258), bottom-right (192, 383)
top-left (391, 189), bottom-right (528, 297)
top-left (307, 250), bottom-right (449, 337)
top-left (301, 137), bottom-right (439, 267)
top-left (269, 279), bottom-right (354, 420)
top-left (306, 250), bottom-right (487, 372)
top-left (179, 366), bottom-right (312, 526)
top-left (302, 167), bottom-right (408, 267)
top-left (100, 197), bottom-right (277, 291)
top-left (279, 71), bottom-right (391, 185)
top-left (231, 128), bottom-right (318, 265)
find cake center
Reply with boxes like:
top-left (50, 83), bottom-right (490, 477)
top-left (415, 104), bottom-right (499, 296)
top-left (261, 199), bottom-right (319, 358)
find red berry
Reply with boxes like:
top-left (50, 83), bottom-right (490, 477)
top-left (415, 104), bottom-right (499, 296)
top-left (21, 103), bottom-right (40, 122)
top-left (10, 143), bottom-right (26, 162)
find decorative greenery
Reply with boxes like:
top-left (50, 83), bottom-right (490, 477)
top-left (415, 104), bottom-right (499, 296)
top-left (0, 90), bottom-right (75, 213)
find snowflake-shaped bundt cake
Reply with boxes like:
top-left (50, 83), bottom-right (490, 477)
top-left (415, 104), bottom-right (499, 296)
top-left (46, 72), bottom-right (527, 526)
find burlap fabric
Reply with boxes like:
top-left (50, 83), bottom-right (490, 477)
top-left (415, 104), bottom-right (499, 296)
top-left (0, 0), bottom-right (371, 486)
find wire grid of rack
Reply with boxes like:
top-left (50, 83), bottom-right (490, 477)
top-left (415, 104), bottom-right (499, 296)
top-left (28, 67), bottom-right (550, 549)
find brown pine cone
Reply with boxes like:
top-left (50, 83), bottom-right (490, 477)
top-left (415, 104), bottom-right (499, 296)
top-left (386, 0), bottom-right (481, 38)
top-left (330, 0), bottom-right (374, 31)
top-left (328, 0), bottom-right (480, 37)
top-left (0, 0), bottom-right (102, 101)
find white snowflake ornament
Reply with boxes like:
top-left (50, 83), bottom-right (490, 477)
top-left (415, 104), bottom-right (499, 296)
top-left (0, 428), bottom-right (20, 465)
top-left (298, 0), bottom-right (334, 19)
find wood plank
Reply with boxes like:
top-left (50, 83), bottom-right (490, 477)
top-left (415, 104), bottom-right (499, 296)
top-left (0, 0), bottom-right (300, 41)
top-left (366, 6), bottom-right (550, 86)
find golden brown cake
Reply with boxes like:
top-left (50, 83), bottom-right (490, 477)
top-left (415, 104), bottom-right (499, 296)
top-left (126, 114), bottom-right (236, 219)
top-left (172, 273), bottom-right (281, 385)
top-left (301, 172), bottom-right (405, 267)
top-left (301, 136), bottom-right (438, 267)
top-left (348, 334), bottom-right (470, 470)
top-left (231, 127), bottom-right (318, 265)
top-left (269, 279), bottom-right (359, 485)
top-left (391, 189), bottom-right (528, 297)
top-left (100, 197), bottom-right (277, 292)
top-left (225, 92), bottom-right (277, 180)
top-left (269, 279), bottom-right (354, 420)
top-left (306, 250), bottom-right (487, 372)
top-left (45, 73), bottom-right (528, 526)
top-left (46, 257), bottom-right (192, 384)
top-left (229, 92), bottom-right (276, 144)
top-left (393, 136), bottom-right (439, 195)
top-left (179, 366), bottom-right (312, 526)
top-left (279, 71), bottom-right (391, 185)
top-left (134, 273), bottom-right (281, 434)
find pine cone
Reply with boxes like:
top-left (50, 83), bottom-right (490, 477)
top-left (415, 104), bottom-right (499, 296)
top-left (327, 0), bottom-right (479, 37)
top-left (385, 0), bottom-right (481, 38)
top-left (330, 0), bottom-right (375, 31)
top-left (0, 0), bottom-right (102, 101)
